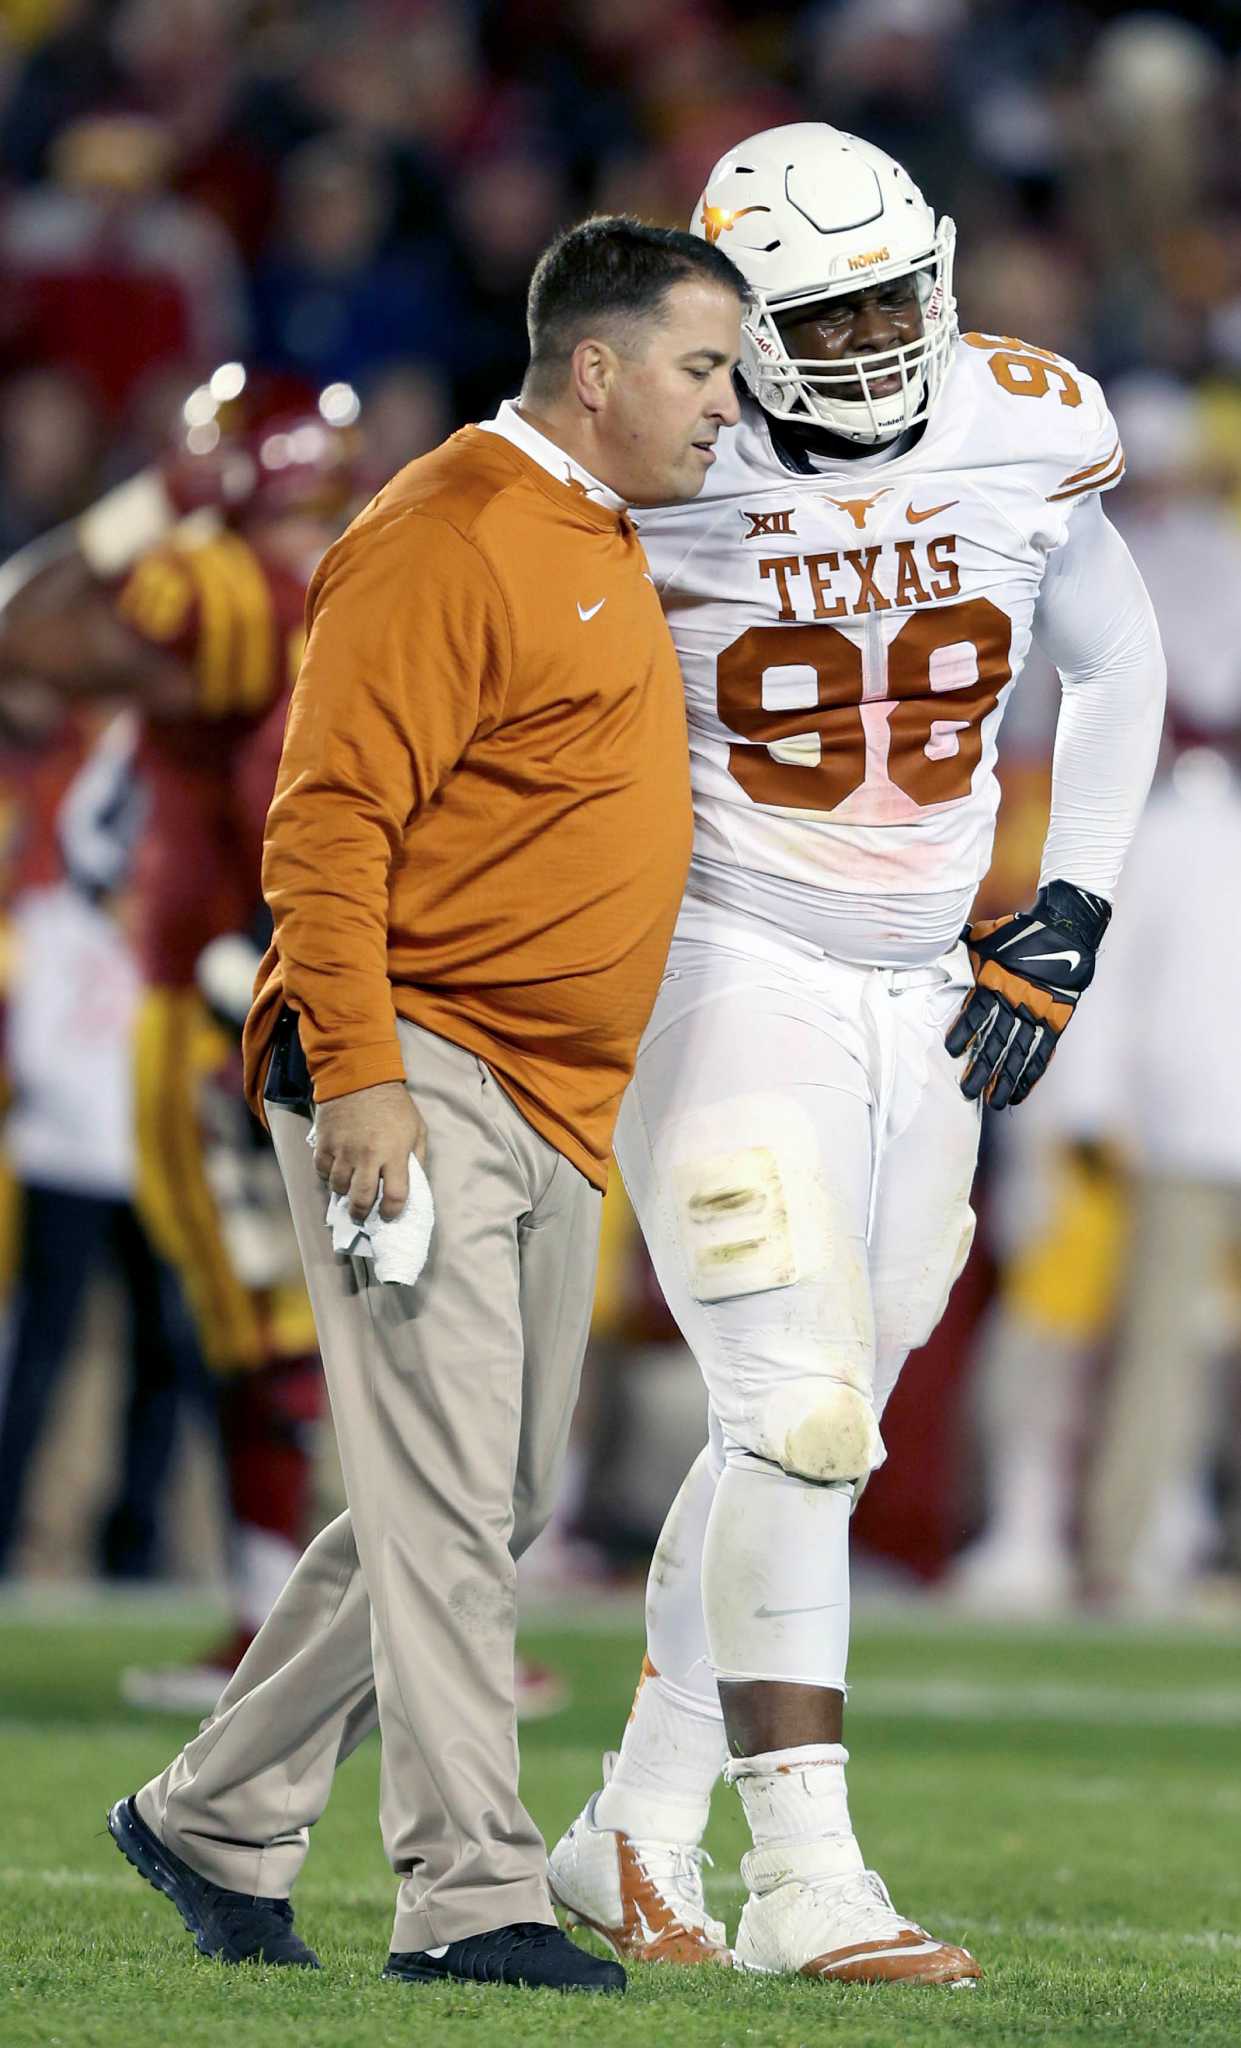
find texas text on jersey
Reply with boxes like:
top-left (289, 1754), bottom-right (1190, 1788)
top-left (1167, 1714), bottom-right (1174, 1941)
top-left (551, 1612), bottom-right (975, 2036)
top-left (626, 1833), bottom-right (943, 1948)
top-left (634, 332), bottom-right (1123, 968)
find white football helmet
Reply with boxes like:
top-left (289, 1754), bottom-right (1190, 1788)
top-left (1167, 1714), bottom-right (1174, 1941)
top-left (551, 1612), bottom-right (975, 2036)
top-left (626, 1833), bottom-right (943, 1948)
top-left (692, 123), bottom-right (957, 444)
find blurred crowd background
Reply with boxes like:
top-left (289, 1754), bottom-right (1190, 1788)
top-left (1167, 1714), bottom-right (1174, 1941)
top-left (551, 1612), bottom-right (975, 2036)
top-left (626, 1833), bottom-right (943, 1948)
top-left (1, 0), bottom-right (1240, 1705)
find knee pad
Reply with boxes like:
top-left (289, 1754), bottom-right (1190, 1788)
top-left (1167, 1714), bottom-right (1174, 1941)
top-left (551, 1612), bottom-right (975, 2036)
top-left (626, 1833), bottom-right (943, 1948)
top-left (748, 1377), bottom-right (883, 1484)
top-left (667, 1093), bottom-right (832, 1304)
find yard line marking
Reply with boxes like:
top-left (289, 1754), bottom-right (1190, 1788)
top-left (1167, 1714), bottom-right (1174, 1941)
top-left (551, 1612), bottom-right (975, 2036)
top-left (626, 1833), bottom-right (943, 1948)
top-left (0, 1866), bottom-right (128, 1890)
top-left (4, 1865), bottom-right (1236, 1962)
top-left (0, 1716), bottom-right (187, 1740)
top-left (1039, 1775), bottom-right (1241, 1813)
top-left (701, 1879), bottom-right (1241, 1952)
top-left (4, 1865), bottom-right (1235, 1956)
top-left (961, 1917), bottom-right (1241, 1953)
top-left (0, 1867), bottom-right (398, 1910)
top-left (850, 1678), bottom-right (1241, 1726)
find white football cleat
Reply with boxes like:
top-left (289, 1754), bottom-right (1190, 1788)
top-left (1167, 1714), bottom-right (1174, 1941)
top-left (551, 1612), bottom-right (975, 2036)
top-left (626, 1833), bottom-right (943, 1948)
top-left (548, 1790), bottom-right (732, 1967)
top-left (734, 1858), bottom-right (982, 1985)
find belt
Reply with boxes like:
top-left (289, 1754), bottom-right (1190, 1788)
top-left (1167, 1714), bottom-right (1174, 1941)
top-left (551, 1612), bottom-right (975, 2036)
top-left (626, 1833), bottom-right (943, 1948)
top-left (263, 1006), bottom-right (313, 1119)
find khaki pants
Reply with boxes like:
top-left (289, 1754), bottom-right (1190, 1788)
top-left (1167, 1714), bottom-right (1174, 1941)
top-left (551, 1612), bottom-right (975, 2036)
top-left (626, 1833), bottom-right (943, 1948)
top-left (137, 1019), bottom-right (601, 1951)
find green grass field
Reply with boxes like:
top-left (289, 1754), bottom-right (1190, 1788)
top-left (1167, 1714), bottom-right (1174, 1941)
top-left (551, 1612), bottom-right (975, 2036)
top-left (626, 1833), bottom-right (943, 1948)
top-left (3, 1596), bottom-right (1240, 2046)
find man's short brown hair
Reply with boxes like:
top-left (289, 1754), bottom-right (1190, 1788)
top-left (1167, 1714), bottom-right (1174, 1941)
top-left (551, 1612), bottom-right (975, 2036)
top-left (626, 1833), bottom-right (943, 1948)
top-left (525, 215), bottom-right (748, 396)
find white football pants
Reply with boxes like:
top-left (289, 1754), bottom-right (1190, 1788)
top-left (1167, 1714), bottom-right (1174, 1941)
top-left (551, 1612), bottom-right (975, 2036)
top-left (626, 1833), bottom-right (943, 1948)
top-left (615, 898), bottom-right (981, 1694)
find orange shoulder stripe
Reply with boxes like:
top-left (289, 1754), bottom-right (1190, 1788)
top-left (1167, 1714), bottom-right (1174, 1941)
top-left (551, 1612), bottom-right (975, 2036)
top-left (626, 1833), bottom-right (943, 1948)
top-left (1054, 437), bottom-right (1121, 493)
top-left (1047, 450), bottom-right (1125, 502)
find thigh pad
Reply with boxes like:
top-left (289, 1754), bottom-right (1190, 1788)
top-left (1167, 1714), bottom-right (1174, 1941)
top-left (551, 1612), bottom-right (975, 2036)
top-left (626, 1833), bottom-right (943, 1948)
top-left (665, 1092), bottom-right (833, 1305)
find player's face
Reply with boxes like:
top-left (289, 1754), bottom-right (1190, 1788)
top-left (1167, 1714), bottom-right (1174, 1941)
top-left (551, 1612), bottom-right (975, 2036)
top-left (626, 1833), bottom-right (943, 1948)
top-left (777, 275), bottom-right (924, 403)
top-left (599, 279), bottom-right (743, 505)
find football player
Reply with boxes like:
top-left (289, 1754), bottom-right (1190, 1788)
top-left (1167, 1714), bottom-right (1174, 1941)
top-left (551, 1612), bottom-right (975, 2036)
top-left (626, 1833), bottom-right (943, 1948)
top-left (0, 372), bottom-right (361, 1698)
top-left (548, 125), bottom-right (1166, 1983)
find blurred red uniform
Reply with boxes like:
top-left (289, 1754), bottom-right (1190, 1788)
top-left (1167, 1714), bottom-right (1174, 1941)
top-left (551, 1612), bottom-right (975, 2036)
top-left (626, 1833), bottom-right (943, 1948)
top-left (116, 533), bottom-right (315, 1377)
top-left (112, 529), bottom-right (326, 1700)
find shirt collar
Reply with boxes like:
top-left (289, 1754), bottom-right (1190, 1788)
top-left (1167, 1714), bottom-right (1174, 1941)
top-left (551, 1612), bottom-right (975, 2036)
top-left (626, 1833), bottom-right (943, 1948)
top-left (480, 399), bottom-right (626, 512)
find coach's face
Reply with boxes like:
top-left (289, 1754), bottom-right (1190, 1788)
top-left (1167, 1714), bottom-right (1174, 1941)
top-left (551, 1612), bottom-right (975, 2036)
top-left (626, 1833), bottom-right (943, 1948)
top-left (591, 280), bottom-right (743, 505)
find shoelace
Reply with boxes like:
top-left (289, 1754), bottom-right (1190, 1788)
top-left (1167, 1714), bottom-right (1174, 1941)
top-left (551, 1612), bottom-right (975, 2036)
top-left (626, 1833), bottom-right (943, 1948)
top-left (807, 1869), bottom-right (924, 1945)
top-left (635, 1842), bottom-right (726, 1942)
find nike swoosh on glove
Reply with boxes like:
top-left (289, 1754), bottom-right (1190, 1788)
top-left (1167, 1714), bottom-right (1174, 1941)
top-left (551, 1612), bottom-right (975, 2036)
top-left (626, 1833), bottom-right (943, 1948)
top-left (945, 879), bottom-right (1112, 1109)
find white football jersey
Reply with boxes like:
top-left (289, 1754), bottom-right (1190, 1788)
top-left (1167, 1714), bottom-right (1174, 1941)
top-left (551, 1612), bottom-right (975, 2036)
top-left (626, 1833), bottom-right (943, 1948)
top-left (635, 333), bottom-right (1124, 966)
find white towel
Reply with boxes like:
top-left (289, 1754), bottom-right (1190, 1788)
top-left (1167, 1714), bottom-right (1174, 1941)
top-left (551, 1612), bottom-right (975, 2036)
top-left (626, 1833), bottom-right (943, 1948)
top-left (308, 1126), bottom-right (435, 1285)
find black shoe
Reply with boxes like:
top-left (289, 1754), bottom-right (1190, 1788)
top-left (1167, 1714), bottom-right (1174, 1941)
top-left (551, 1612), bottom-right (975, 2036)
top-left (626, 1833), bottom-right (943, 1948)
top-left (106, 1795), bottom-right (319, 1967)
top-left (384, 1922), bottom-right (625, 1993)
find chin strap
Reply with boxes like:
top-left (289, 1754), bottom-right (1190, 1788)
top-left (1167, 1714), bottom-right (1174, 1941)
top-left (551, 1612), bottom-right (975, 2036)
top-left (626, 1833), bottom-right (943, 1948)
top-left (764, 409), bottom-right (924, 474)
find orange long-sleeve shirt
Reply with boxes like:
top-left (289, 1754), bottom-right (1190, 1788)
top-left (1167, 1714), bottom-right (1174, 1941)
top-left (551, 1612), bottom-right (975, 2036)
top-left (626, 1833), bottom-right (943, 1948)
top-left (243, 423), bottom-right (693, 1190)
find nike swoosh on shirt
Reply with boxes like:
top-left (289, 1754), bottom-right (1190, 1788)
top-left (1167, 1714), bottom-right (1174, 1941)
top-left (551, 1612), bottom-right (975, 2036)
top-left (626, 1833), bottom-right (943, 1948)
top-left (577, 598), bottom-right (607, 621)
top-left (906, 499), bottom-right (959, 523)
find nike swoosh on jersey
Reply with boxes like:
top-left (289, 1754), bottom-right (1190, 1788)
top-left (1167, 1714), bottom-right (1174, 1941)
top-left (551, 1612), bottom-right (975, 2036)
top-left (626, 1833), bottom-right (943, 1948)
top-left (906, 499), bottom-right (960, 523)
top-left (577, 598), bottom-right (607, 621)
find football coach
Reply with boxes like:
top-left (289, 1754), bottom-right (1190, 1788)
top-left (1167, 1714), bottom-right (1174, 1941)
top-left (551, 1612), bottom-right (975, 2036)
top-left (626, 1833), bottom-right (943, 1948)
top-left (108, 217), bottom-right (746, 1995)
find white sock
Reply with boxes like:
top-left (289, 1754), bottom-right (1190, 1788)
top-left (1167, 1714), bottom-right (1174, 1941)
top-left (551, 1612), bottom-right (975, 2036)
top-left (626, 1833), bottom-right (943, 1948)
top-left (727, 1743), bottom-right (864, 1889)
top-left (592, 1443), bottom-right (728, 1843)
top-left (593, 1658), bottom-right (727, 1843)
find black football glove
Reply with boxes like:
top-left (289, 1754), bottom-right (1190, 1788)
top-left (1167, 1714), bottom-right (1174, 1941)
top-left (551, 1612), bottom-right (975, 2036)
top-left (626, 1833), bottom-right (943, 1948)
top-left (945, 879), bottom-right (1112, 1110)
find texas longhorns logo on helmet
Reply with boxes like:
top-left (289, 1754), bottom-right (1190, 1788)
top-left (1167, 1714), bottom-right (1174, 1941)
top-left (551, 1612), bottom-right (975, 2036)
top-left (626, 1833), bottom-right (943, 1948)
top-left (699, 201), bottom-right (770, 246)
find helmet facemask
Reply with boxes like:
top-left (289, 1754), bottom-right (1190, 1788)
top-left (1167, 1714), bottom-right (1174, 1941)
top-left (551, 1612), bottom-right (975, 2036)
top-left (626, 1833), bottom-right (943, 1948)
top-left (742, 218), bottom-right (957, 445)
